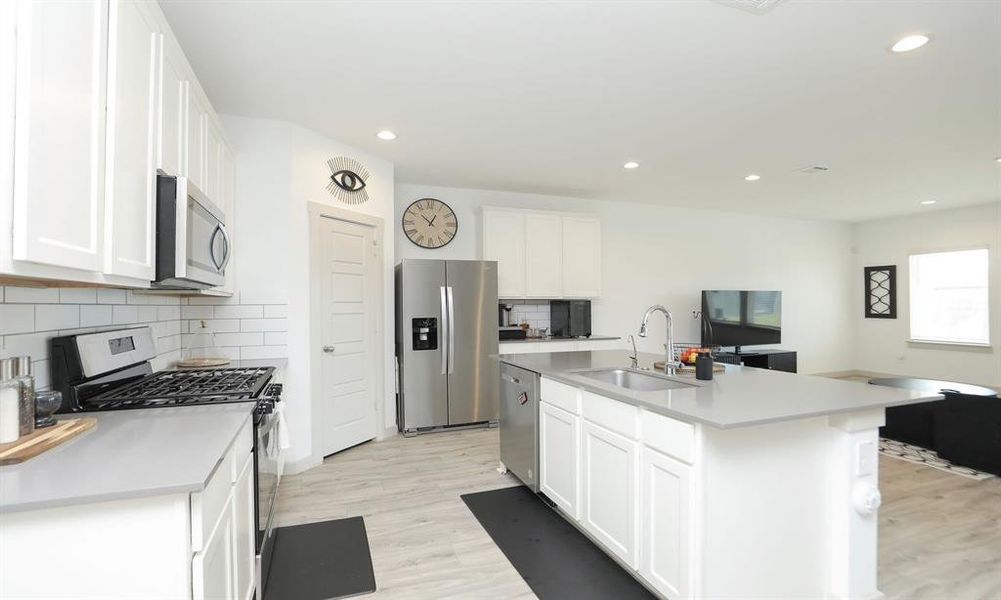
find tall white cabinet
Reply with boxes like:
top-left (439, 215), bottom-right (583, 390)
top-left (12, 0), bottom-right (109, 273)
top-left (482, 207), bottom-right (601, 299)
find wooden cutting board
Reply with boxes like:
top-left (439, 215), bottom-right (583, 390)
top-left (0, 417), bottom-right (97, 466)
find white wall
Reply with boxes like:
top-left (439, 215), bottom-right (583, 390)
top-left (396, 183), bottom-right (857, 374)
top-left (223, 115), bottom-right (395, 472)
top-left (853, 202), bottom-right (1001, 387)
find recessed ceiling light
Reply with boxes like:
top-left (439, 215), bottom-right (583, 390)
top-left (376, 130), bottom-right (397, 141)
top-left (920, 199), bottom-right (937, 206)
top-left (995, 157), bottom-right (1001, 163)
top-left (891, 34), bottom-right (930, 53)
top-left (744, 174), bottom-right (761, 181)
top-left (623, 161), bottom-right (640, 170)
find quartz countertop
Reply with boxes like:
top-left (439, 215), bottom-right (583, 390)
top-left (0, 404), bottom-right (253, 513)
top-left (499, 350), bottom-right (940, 429)
top-left (499, 335), bottom-right (621, 344)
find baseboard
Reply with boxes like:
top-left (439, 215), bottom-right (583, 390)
top-left (284, 454), bottom-right (323, 475)
top-left (377, 425), bottom-right (399, 441)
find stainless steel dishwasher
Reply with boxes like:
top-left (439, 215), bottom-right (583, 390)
top-left (499, 363), bottom-right (539, 492)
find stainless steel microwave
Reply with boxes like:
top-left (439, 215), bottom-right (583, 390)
top-left (153, 175), bottom-right (230, 289)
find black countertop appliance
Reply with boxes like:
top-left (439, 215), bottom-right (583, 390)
top-left (550, 300), bottom-right (591, 338)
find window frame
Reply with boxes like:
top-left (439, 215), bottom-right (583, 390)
top-left (907, 246), bottom-right (992, 348)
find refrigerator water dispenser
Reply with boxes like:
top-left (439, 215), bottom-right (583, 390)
top-left (412, 318), bottom-right (438, 350)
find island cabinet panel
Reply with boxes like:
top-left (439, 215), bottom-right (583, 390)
top-left (193, 495), bottom-right (236, 600)
top-left (640, 447), bottom-right (694, 599)
top-left (541, 377), bottom-right (580, 415)
top-left (640, 410), bottom-right (695, 465)
top-left (539, 401), bottom-right (580, 518)
top-left (580, 421), bottom-right (639, 568)
top-left (581, 390), bottom-right (639, 439)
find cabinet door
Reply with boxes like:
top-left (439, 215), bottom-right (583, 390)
top-left (539, 401), bottom-right (579, 518)
top-left (193, 496), bottom-right (235, 600)
top-left (12, 0), bottom-right (108, 271)
top-left (158, 37), bottom-right (186, 177)
top-left (640, 447), bottom-right (693, 599)
top-left (218, 145), bottom-right (236, 294)
top-left (562, 216), bottom-right (601, 298)
top-left (186, 88), bottom-right (207, 191)
top-left (205, 119), bottom-right (223, 205)
top-left (233, 453), bottom-right (255, 600)
top-left (104, 0), bottom-right (160, 280)
top-left (581, 420), bottom-right (638, 568)
top-left (524, 213), bottom-right (562, 298)
top-left (482, 209), bottom-right (526, 298)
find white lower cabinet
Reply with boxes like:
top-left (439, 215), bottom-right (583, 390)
top-left (580, 420), bottom-right (639, 568)
top-left (193, 495), bottom-right (236, 600)
top-left (640, 447), bottom-right (693, 599)
top-left (539, 401), bottom-right (580, 518)
top-left (233, 452), bottom-right (256, 600)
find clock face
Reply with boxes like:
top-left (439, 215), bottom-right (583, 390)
top-left (402, 198), bottom-right (457, 249)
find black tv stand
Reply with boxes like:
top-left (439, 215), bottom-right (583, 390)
top-left (715, 349), bottom-right (797, 373)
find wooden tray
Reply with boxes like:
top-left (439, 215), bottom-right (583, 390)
top-left (177, 357), bottom-right (231, 368)
top-left (0, 417), bottom-right (97, 466)
top-left (656, 361), bottom-right (726, 374)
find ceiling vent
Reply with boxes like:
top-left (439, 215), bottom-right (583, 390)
top-left (796, 165), bottom-right (831, 175)
top-left (713, 0), bottom-right (787, 15)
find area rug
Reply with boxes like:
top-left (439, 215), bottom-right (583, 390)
top-left (461, 486), bottom-right (655, 600)
top-left (879, 438), bottom-right (995, 481)
top-left (264, 516), bottom-right (376, 599)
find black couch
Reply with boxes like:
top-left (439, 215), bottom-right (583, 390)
top-left (869, 377), bottom-right (1001, 476)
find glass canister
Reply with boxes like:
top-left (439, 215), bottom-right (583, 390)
top-left (14, 356), bottom-right (35, 436)
top-left (0, 359), bottom-right (19, 443)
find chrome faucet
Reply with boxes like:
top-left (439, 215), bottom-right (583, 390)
top-left (627, 334), bottom-right (638, 368)
top-left (639, 305), bottom-right (679, 374)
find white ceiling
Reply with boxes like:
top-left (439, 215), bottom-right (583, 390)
top-left (159, 0), bottom-right (1001, 222)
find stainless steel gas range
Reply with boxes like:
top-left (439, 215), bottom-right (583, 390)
top-left (50, 326), bottom-right (284, 597)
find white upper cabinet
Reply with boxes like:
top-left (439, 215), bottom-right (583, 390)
top-left (524, 213), bottom-right (563, 298)
top-left (562, 216), bottom-right (601, 298)
top-left (12, 0), bottom-right (108, 272)
top-left (205, 117), bottom-right (224, 204)
top-left (482, 207), bottom-right (601, 299)
top-left (186, 86), bottom-right (208, 192)
top-left (218, 146), bottom-right (236, 294)
top-left (158, 36), bottom-right (187, 177)
top-left (104, 0), bottom-right (160, 280)
top-left (482, 207), bottom-right (526, 298)
top-left (0, 0), bottom-right (15, 240)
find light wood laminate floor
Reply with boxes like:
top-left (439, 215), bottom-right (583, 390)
top-left (275, 427), bottom-right (1001, 599)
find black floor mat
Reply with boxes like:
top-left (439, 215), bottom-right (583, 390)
top-left (461, 486), bottom-right (655, 600)
top-left (264, 516), bottom-right (376, 600)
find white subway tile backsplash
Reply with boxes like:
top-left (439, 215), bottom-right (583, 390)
top-left (137, 306), bottom-right (157, 323)
top-left (264, 331), bottom-right (288, 345)
top-left (59, 288), bottom-right (98, 304)
top-left (213, 332), bottom-right (263, 347)
top-left (192, 319), bottom-right (241, 333)
top-left (112, 305), bottom-right (139, 325)
top-left (157, 306), bottom-right (181, 321)
top-left (36, 305), bottom-right (79, 331)
top-left (263, 305), bottom-right (288, 319)
top-left (240, 345), bottom-right (288, 360)
top-left (32, 359), bottom-right (51, 390)
top-left (187, 295), bottom-right (237, 306)
top-left (240, 318), bottom-right (288, 332)
top-left (214, 305), bottom-right (263, 319)
top-left (0, 305), bottom-right (34, 334)
top-left (0, 332), bottom-right (49, 361)
top-left (5, 286), bottom-right (60, 303)
top-left (97, 289), bottom-right (127, 304)
top-left (181, 305), bottom-right (214, 319)
top-left (80, 305), bottom-right (113, 327)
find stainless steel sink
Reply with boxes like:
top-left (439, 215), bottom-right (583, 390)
top-left (573, 368), bottom-right (695, 391)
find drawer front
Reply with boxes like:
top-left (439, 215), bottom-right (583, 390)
top-left (541, 377), bottom-right (580, 415)
top-left (581, 390), bottom-right (639, 439)
top-left (640, 410), bottom-right (695, 464)
top-left (230, 418), bottom-right (253, 483)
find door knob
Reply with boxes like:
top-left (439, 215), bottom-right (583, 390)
top-left (322, 346), bottom-right (335, 353)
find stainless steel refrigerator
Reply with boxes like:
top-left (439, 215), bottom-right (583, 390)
top-left (395, 259), bottom-right (499, 434)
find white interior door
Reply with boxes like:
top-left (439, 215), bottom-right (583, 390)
top-left (317, 215), bottom-right (379, 457)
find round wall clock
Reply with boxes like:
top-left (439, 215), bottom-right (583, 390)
top-left (402, 198), bottom-right (457, 249)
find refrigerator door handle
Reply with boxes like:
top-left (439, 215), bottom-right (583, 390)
top-left (446, 286), bottom-right (456, 374)
top-left (440, 286), bottom-right (448, 375)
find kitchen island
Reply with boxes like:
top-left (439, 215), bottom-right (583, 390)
top-left (499, 350), bottom-right (938, 600)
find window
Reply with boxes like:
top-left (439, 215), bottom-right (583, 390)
top-left (909, 249), bottom-right (989, 345)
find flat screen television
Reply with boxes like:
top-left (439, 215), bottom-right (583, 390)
top-left (700, 290), bottom-right (781, 351)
